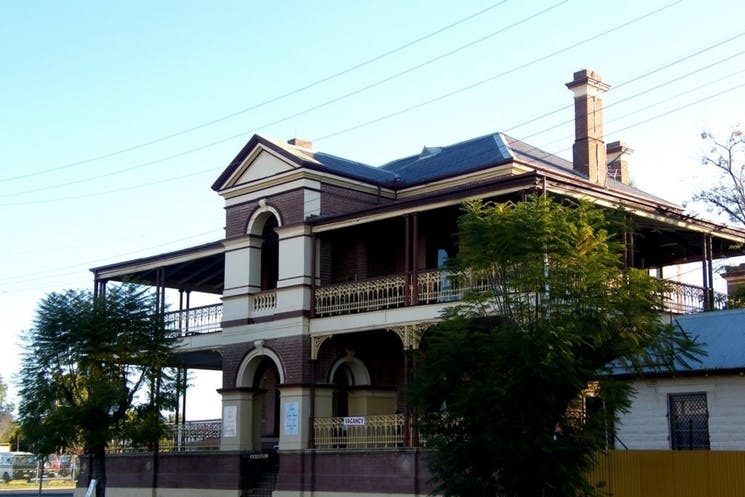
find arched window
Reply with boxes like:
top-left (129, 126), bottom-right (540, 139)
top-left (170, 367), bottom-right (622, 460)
top-left (260, 216), bottom-right (279, 290)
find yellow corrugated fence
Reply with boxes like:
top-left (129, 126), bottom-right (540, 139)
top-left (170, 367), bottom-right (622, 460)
top-left (588, 450), bottom-right (745, 497)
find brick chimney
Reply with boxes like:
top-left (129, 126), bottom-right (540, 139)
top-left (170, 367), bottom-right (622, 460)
top-left (566, 69), bottom-right (611, 185)
top-left (288, 138), bottom-right (312, 149)
top-left (606, 141), bottom-right (632, 184)
top-left (722, 264), bottom-right (745, 296)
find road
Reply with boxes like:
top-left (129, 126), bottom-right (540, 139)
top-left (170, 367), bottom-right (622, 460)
top-left (0, 489), bottom-right (74, 496)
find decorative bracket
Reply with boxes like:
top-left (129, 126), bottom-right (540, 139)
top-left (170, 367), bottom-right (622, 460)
top-left (311, 335), bottom-right (331, 360)
top-left (386, 322), bottom-right (434, 350)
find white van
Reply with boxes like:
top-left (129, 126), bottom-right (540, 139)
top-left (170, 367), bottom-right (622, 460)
top-left (0, 451), bottom-right (13, 482)
top-left (0, 452), bottom-right (35, 482)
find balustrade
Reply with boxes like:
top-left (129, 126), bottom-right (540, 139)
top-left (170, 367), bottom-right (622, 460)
top-left (313, 414), bottom-right (405, 449)
top-left (164, 303), bottom-right (223, 336)
top-left (159, 273), bottom-right (726, 330)
top-left (109, 419), bottom-right (222, 453)
top-left (315, 275), bottom-right (406, 316)
top-left (251, 290), bottom-right (277, 312)
top-left (664, 280), bottom-right (726, 314)
top-left (314, 269), bottom-right (724, 317)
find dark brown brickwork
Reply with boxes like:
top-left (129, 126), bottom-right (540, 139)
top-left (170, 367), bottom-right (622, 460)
top-left (80, 450), bottom-right (434, 496)
top-left (222, 334), bottom-right (311, 389)
top-left (225, 189), bottom-right (306, 239)
top-left (318, 217), bottom-right (406, 284)
top-left (320, 183), bottom-right (392, 216)
top-left (314, 330), bottom-right (405, 387)
top-left (77, 452), bottom-right (242, 490)
top-left (276, 450), bottom-right (434, 494)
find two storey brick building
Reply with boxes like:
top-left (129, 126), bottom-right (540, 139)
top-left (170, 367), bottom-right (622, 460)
top-left (84, 70), bottom-right (745, 497)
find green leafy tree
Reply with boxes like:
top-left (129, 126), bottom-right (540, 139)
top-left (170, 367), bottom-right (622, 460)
top-left (694, 128), bottom-right (745, 226)
top-left (411, 196), bottom-right (699, 497)
top-left (18, 284), bottom-right (177, 497)
top-left (0, 374), bottom-right (14, 443)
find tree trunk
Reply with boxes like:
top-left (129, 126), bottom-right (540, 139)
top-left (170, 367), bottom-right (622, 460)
top-left (92, 446), bottom-right (107, 497)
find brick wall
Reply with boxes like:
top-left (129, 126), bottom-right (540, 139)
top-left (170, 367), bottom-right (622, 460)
top-left (222, 335), bottom-right (311, 389)
top-left (276, 450), bottom-right (433, 494)
top-left (314, 330), bottom-right (405, 386)
top-left (225, 190), bottom-right (305, 238)
top-left (320, 184), bottom-right (390, 215)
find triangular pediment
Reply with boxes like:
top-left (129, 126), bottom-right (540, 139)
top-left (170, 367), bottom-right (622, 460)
top-left (234, 148), bottom-right (296, 185)
top-left (213, 135), bottom-right (315, 192)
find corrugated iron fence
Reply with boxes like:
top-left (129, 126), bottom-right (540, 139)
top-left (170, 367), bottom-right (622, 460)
top-left (588, 450), bottom-right (745, 497)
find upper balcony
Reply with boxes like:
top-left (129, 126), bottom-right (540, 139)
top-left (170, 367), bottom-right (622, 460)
top-left (162, 269), bottom-right (726, 338)
top-left (314, 268), bottom-right (727, 318)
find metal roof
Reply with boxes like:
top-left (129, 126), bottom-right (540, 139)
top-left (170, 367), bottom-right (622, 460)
top-left (91, 240), bottom-right (224, 294)
top-left (672, 309), bottom-right (745, 372)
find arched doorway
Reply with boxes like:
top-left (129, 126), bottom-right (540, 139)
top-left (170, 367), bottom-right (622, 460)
top-left (331, 364), bottom-right (351, 418)
top-left (234, 347), bottom-right (285, 451)
top-left (254, 357), bottom-right (281, 447)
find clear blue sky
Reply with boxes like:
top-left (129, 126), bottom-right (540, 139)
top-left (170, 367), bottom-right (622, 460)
top-left (2, 0), bottom-right (744, 418)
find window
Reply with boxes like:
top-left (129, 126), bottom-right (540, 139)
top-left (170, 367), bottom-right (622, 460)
top-left (668, 392), bottom-right (710, 450)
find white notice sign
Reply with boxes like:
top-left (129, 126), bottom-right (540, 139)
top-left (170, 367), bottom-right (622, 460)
top-left (284, 401), bottom-right (299, 435)
top-left (223, 405), bottom-right (237, 437)
top-left (343, 416), bottom-right (365, 426)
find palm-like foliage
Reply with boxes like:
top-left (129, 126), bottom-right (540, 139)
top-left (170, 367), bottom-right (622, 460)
top-left (18, 284), bottom-right (177, 497)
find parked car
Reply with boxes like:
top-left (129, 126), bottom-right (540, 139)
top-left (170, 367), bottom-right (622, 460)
top-left (57, 454), bottom-right (79, 478)
top-left (44, 454), bottom-right (61, 476)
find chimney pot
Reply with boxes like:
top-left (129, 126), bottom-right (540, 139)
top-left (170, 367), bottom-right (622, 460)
top-left (606, 141), bottom-right (633, 184)
top-left (288, 138), bottom-right (312, 149)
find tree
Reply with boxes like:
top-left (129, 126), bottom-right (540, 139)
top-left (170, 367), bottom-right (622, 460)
top-left (410, 196), bottom-right (699, 497)
top-left (18, 284), bottom-right (178, 497)
top-left (694, 127), bottom-right (745, 226)
top-left (0, 374), bottom-right (14, 443)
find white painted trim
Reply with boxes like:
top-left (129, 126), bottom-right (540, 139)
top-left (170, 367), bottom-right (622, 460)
top-left (329, 356), bottom-right (371, 386)
top-left (236, 346), bottom-right (286, 387)
top-left (246, 204), bottom-right (282, 236)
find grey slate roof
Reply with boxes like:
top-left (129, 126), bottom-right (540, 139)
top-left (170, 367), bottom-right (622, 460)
top-left (379, 132), bottom-right (516, 184)
top-left (216, 131), bottom-right (682, 211)
top-left (672, 309), bottom-right (745, 372)
top-left (309, 151), bottom-right (398, 184)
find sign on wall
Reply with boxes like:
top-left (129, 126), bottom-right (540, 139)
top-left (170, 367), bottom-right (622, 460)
top-left (284, 401), bottom-right (299, 435)
top-left (223, 405), bottom-right (237, 437)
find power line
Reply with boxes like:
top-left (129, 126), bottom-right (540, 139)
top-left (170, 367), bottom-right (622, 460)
top-left (0, 1), bottom-right (566, 198)
top-left (0, 1), bottom-right (509, 183)
top-left (0, 1), bottom-right (718, 208)
top-left (0, 228), bottom-right (224, 286)
top-left (502, 29), bottom-right (745, 135)
top-left (0, 167), bottom-right (217, 206)
top-left (5, 73), bottom-right (743, 294)
top-left (312, 1), bottom-right (682, 142)
top-left (520, 50), bottom-right (745, 145)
